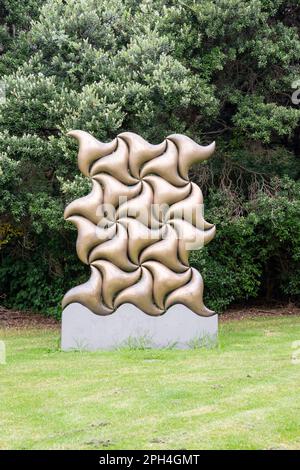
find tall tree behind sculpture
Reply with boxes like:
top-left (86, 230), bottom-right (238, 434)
top-left (62, 131), bottom-right (216, 316)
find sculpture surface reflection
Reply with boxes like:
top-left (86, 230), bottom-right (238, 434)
top-left (62, 131), bottom-right (216, 316)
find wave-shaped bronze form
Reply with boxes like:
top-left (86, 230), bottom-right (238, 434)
top-left (62, 131), bottom-right (216, 316)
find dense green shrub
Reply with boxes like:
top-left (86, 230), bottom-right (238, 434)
top-left (0, 1), bottom-right (45, 75)
top-left (0, 0), bottom-right (299, 315)
top-left (191, 178), bottom-right (300, 311)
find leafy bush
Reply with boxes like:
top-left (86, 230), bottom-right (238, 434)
top-left (0, 233), bottom-right (89, 318)
top-left (0, 0), bottom-right (299, 315)
top-left (191, 178), bottom-right (300, 312)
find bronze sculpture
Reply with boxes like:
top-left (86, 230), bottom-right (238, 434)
top-left (62, 131), bottom-right (216, 317)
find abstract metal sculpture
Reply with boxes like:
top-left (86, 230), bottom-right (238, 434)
top-left (62, 131), bottom-right (216, 317)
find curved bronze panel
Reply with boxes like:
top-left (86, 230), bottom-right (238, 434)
top-left (64, 179), bottom-right (103, 225)
top-left (63, 131), bottom-right (216, 316)
top-left (165, 268), bottom-right (214, 316)
top-left (140, 139), bottom-right (187, 187)
top-left (142, 261), bottom-right (191, 310)
top-left (93, 174), bottom-right (142, 209)
top-left (139, 225), bottom-right (187, 273)
top-left (88, 223), bottom-right (136, 271)
top-left (62, 266), bottom-right (113, 315)
top-left (167, 134), bottom-right (216, 180)
top-left (92, 260), bottom-right (141, 310)
top-left (114, 266), bottom-right (164, 316)
top-left (119, 132), bottom-right (167, 179)
top-left (90, 137), bottom-right (138, 185)
top-left (67, 130), bottom-right (117, 176)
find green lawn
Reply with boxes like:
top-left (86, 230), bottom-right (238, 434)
top-left (0, 316), bottom-right (300, 450)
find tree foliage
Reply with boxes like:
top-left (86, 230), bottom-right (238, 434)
top-left (0, 0), bottom-right (299, 314)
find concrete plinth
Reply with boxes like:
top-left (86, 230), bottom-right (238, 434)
top-left (61, 303), bottom-right (218, 351)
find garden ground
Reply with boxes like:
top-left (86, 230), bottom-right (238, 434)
top-left (0, 308), bottom-right (300, 450)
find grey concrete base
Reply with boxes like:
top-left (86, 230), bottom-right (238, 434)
top-left (61, 303), bottom-right (218, 351)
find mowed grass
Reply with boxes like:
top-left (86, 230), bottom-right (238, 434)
top-left (0, 316), bottom-right (300, 450)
